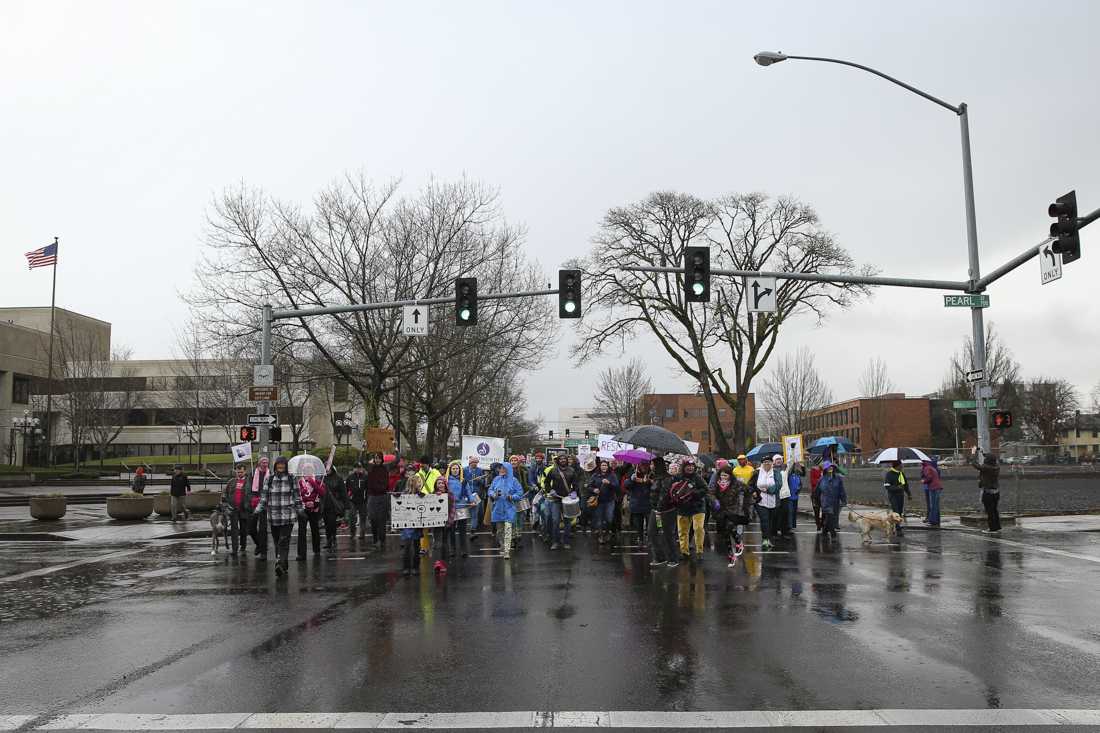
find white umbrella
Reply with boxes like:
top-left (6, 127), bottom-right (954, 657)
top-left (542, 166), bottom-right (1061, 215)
top-left (288, 454), bottom-right (326, 477)
top-left (873, 447), bottom-right (932, 465)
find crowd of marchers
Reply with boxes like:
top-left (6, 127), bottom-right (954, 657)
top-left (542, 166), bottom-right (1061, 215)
top-left (161, 445), bottom-right (1003, 578)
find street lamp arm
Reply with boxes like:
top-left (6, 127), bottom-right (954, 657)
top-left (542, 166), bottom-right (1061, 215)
top-left (782, 54), bottom-right (961, 115)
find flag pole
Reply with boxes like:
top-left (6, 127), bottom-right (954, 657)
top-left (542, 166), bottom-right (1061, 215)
top-left (44, 236), bottom-right (59, 467)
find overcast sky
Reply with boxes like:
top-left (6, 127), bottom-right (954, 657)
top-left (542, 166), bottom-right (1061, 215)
top-left (4, 1), bottom-right (1099, 427)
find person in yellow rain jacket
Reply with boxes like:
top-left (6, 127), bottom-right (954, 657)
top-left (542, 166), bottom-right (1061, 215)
top-left (732, 454), bottom-right (754, 486)
top-left (416, 457), bottom-right (442, 552)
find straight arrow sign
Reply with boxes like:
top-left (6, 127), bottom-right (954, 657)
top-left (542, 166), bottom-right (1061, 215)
top-left (746, 276), bottom-right (778, 313)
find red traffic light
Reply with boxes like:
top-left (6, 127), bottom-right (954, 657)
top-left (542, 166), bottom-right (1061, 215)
top-left (991, 411), bottom-right (1013, 430)
top-left (239, 426), bottom-right (257, 442)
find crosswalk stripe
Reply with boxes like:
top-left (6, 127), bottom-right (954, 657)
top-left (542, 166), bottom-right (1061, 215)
top-left (8, 709), bottom-right (1100, 729)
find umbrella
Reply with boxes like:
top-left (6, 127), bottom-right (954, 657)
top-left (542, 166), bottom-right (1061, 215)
top-left (873, 447), bottom-right (932, 465)
top-left (809, 436), bottom-right (857, 454)
top-left (745, 442), bottom-right (782, 460)
top-left (694, 452), bottom-right (719, 468)
top-left (613, 425), bottom-right (692, 456)
top-left (613, 449), bottom-right (656, 465)
top-left (288, 454), bottom-right (326, 477)
top-left (383, 454), bottom-right (396, 463)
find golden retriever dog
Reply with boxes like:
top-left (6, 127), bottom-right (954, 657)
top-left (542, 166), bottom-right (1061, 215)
top-left (849, 510), bottom-right (904, 545)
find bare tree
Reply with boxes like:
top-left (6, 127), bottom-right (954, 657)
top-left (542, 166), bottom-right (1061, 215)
top-left (52, 323), bottom-right (115, 468)
top-left (573, 191), bottom-right (873, 453)
top-left (84, 348), bottom-right (140, 468)
top-left (1090, 381), bottom-right (1100, 414)
top-left (1022, 378), bottom-right (1079, 446)
top-left (857, 357), bottom-right (895, 451)
top-left (168, 327), bottom-right (211, 466)
top-left (939, 322), bottom-right (1023, 441)
top-left (759, 348), bottom-right (833, 437)
top-left (592, 359), bottom-right (652, 434)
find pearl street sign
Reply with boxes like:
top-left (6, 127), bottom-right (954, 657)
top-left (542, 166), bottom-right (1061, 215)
top-left (943, 293), bottom-right (990, 308)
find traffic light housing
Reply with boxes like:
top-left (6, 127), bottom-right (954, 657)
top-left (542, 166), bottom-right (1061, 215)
top-left (455, 277), bottom-right (478, 325)
top-left (239, 426), bottom-right (257, 442)
top-left (1049, 190), bottom-right (1080, 264)
top-left (558, 269), bottom-right (581, 318)
top-left (684, 245), bottom-right (710, 302)
top-left (992, 411), bottom-right (1013, 430)
top-left (960, 413), bottom-right (977, 430)
top-left (548, 430), bottom-right (554, 439)
top-left (269, 426), bottom-right (282, 442)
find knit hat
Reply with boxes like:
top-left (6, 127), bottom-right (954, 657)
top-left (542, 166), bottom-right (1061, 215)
top-left (273, 456), bottom-right (288, 468)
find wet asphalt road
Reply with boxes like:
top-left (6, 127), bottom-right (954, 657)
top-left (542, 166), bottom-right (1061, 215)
top-left (1, 519), bottom-right (1099, 731)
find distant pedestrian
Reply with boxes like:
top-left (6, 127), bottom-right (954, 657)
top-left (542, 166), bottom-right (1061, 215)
top-left (648, 458), bottom-right (679, 567)
top-left (920, 458), bottom-right (944, 527)
top-left (365, 455), bottom-right (391, 550)
top-left (787, 460), bottom-right (805, 532)
top-left (131, 466), bottom-right (147, 494)
top-left (400, 475), bottom-right (424, 577)
top-left (711, 465), bottom-right (754, 566)
top-left (255, 456), bottom-right (305, 577)
top-left (773, 454), bottom-right (793, 539)
top-left (345, 461), bottom-right (369, 540)
top-left (463, 457), bottom-right (488, 534)
top-left (809, 461), bottom-right (824, 532)
top-left (321, 465), bottom-right (345, 559)
top-left (817, 461), bottom-right (847, 540)
top-left (490, 462), bottom-right (524, 560)
top-left (589, 459), bottom-right (620, 545)
top-left (883, 460), bottom-right (912, 535)
top-left (544, 453), bottom-right (577, 550)
top-left (673, 458), bottom-right (708, 562)
top-left (431, 476), bottom-right (455, 570)
top-left (221, 463), bottom-right (251, 556)
top-left (623, 460), bottom-right (653, 549)
top-left (447, 460), bottom-right (474, 558)
top-left (296, 473), bottom-right (324, 561)
top-left (169, 465), bottom-right (191, 521)
top-left (970, 448), bottom-right (1001, 534)
top-left (248, 457), bottom-right (270, 558)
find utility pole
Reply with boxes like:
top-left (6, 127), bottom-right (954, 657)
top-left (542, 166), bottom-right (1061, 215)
top-left (259, 304), bottom-right (272, 461)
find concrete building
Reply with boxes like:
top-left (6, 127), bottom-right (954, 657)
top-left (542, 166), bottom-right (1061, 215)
top-left (1059, 413), bottom-right (1100, 461)
top-left (804, 393), bottom-right (932, 456)
top-left (637, 393), bottom-right (756, 454)
top-left (550, 406), bottom-right (602, 442)
top-left (1, 306), bottom-right (359, 465)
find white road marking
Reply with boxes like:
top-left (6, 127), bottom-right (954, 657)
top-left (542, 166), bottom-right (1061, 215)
top-left (960, 531), bottom-right (1100, 565)
top-left (0, 549), bottom-right (145, 584)
top-left (12, 709), bottom-right (1100, 729)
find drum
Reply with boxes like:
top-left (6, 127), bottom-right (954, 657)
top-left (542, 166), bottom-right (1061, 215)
top-left (516, 497), bottom-right (531, 512)
top-left (562, 496), bottom-right (581, 519)
top-left (468, 493), bottom-right (482, 507)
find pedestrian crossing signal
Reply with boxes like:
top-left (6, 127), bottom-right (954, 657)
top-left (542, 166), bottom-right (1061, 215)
top-left (992, 411), bottom-right (1013, 430)
top-left (239, 426), bottom-right (257, 442)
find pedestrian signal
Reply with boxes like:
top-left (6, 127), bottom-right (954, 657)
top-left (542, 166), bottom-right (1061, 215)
top-left (992, 411), bottom-right (1013, 430)
top-left (239, 426), bottom-right (257, 442)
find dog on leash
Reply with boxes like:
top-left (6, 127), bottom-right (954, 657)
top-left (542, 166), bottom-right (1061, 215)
top-left (849, 510), bottom-right (904, 545)
top-left (210, 508), bottom-right (228, 555)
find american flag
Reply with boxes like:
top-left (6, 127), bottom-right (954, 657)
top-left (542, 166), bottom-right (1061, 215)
top-left (25, 242), bottom-right (58, 269)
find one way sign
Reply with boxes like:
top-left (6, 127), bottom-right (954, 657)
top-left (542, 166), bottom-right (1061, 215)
top-left (745, 276), bottom-right (778, 313)
top-left (402, 304), bottom-right (429, 336)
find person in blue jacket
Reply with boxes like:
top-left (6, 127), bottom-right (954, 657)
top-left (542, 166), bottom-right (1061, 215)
top-left (817, 461), bottom-right (847, 540)
top-left (463, 457), bottom-right (488, 533)
top-left (589, 459), bottom-right (620, 545)
top-left (489, 462), bottom-right (524, 560)
top-left (623, 461), bottom-right (653, 549)
top-left (447, 460), bottom-right (474, 558)
top-left (787, 461), bottom-right (804, 533)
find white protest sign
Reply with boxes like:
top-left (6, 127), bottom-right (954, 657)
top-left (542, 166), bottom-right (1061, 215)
top-left (576, 444), bottom-right (592, 463)
top-left (597, 434), bottom-right (633, 454)
top-left (461, 435), bottom-right (505, 466)
top-left (231, 442), bottom-right (252, 462)
top-left (389, 494), bottom-right (448, 529)
top-left (684, 440), bottom-right (700, 455)
top-left (782, 434), bottom-right (805, 466)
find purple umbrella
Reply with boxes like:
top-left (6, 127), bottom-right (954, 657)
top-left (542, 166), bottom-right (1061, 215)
top-left (613, 449), bottom-right (656, 464)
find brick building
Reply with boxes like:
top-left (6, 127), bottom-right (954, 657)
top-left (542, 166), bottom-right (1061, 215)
top-left (637, 392), bottom-right (756, 454)
top-left (804, 393), bottom-right (932, 456)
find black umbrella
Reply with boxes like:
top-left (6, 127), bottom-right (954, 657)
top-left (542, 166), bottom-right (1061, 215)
top-left (694, 452), bottom-right (719, 468)
top-left (612, 425), bottom-right (691, 456)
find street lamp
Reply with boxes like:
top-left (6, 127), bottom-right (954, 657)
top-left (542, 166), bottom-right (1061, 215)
top-left (754, 51), bottom-right (992, 454)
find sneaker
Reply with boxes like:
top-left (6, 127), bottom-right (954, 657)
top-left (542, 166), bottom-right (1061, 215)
top-left (761, 540), bottom-right (773, 551)
top-left (727, 554), bottom-right (736, 568)
top-left (650, 560), bottom-right (666, 567)
top-left (563, 543), bottom-right (571, 549)
top-left (734, 543), bottom-right (744, 557)
top-left (666, 561), bottom-right (679, 568)
top-left (981, 529), bottom-right (1001, 534)
top-left (550, 543), bottom-right (560, 550)
top-left (695, 553), bottom-right (704, 562)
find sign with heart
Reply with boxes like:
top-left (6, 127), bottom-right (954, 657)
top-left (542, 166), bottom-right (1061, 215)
top-left (390, 494), bottom-right (447, 528)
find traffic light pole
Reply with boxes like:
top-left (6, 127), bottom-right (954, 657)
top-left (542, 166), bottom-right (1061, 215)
top-left (259, 304), bottom-right (273, 460)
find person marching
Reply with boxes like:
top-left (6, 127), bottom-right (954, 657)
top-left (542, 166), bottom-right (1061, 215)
top-left (732, 455), bottom-right (754, 486)
top-left (321, 464), bottom-right (345, 559)
top-left (220, 463), bottom-right (252, 556)
top-left (345, 461), bottom-right (369, 541)
top-left (489, 461), bottom-right (524, 560)
top-left (447, 460), bottom-right (475, 557)
top-left (399, 474), bottom-right (425, 576)
top-left (365, 454), bottom-right (391, 551)
top-left (430, 476), bottom-right (455, 571)
top-left (673, 458), bottom-right (709, 562)
top-left (787, 460), bottom-right (805, 532)
top-left (296, 472), bottom-right (324, 561)
top-left (463, 456), bottom-right (489, 534)
top-left (589, 459), bottom-right (620, 545)
top-left (711, 465), bottom-right (754, 566)
top-left (169, 465), bottom-right (191, 522)
top-left (623, 460), bottom-right (653, 549)
top-left (254, 456), bottom-right (305, 577)
top-left (248, 456), bottom-right (270, 558)
top-left (817, 461), bottom-right (847, 540)
top-left (648, 458), bottom-right (679, 567)
top-left (544, 453), bottom-right (577, 550)
top-left (883, 460), bottom-right (912, 535)
top-left (751, 455), bottom-right (782, 551)
top-left (508, 455), bottom-right (528, 554)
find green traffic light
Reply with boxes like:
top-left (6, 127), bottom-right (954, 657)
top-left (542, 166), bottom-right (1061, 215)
top-left (692, 282), bottom-right (706, 296)
top-left (564, 300), bottom-right (577, 314)
top-left (459, 308), bottom-right (471, 321)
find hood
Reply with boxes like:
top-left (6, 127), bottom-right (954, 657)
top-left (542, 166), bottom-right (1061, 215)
top-left (500, 462), bottom-right (514, 480)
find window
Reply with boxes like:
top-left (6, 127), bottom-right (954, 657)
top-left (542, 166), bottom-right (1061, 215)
top-left (701, 430), bottom-right (710, 440)
top-left (664, 408), bottom-right (674, 419)
top-left (853, 407), bottom-right (860, 423)
top-left (333, 380), bottom-right (349, 402)
top-left (12, 375), bottom-right (31, 405)
top-left (718, 408), bottom-right (727, 416)
top-left (683, 431), bottom-right (693, 440)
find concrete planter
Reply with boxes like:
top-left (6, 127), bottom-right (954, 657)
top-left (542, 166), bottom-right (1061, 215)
top-left (186, 491), bottom-right (221, 512)
top-left (106, 495), bottom-right (154, 521)
top-left (29, 496), bottom-right (67, 521)
top-left (153, 493), bottom-right (173, 516)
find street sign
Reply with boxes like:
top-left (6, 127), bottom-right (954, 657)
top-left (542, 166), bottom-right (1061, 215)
top-left (564, 438), bottom-right (597, 448)
top-left (247, 414), bottom-right (277, 426)
top-left (1039, 241), bottom-right (1063, 285)
top-left (248, 385), bottom-right (279, 402)
top-left (966, 369), bottom-right (985, 383)
top-left (745, 276), bottom-right (778, 313)
top-left (952, 399), bottom-right (998, 409)
top-left (253, 364), bottom-right (274, 387)
top-left (402, 304), bottom-right (429, 336)
top-left (943, 294), bottom-right (989, 308)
